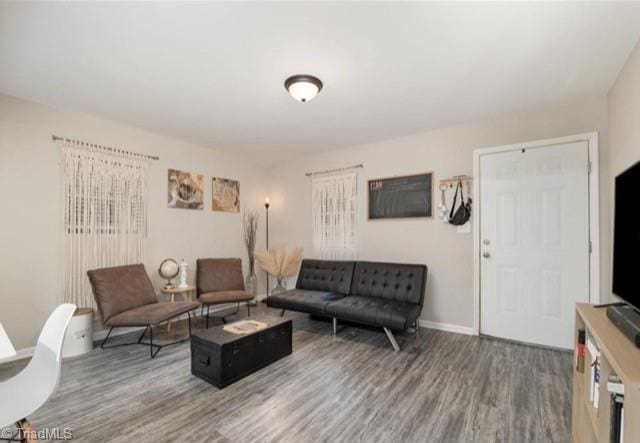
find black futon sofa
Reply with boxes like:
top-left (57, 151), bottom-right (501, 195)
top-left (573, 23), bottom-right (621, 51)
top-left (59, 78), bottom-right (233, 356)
top-left (267, 259), bottom-right (427, 351)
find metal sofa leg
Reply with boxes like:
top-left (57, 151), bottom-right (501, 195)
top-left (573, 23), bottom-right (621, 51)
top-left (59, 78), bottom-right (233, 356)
top-left (247, 302), bottom-right (251, 317)
top-left (415, 320), bottom-right (420, 339)
top-left (280, 309), bottom-right (285, 317)
top-left (333, 318), bottom-right (337, 336)
top-left (383, 327), bottom-right (400, 352)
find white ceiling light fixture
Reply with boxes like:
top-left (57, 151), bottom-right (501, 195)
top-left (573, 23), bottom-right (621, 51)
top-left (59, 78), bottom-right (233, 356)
top-left (284, 74), bottom-right (323, 102)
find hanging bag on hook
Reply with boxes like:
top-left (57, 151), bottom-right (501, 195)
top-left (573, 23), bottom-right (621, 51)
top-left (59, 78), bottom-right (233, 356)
top-left (449, 181), bottom-right (471, 226)
top-left (464, 181), bottom-right (473, 222)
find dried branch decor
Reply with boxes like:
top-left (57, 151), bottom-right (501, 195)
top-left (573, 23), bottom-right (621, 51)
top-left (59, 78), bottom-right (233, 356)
top-left (243, 210), bottom-right (259, 274)
top-left (254, 244), bottom-right (304, 280)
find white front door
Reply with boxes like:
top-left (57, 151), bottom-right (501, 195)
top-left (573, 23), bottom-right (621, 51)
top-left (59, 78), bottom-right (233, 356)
top-left (479, 141), bottom-right (590, 349)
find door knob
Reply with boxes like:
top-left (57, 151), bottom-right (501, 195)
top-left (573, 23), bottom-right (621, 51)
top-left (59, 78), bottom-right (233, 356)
top-left (482, 252), bottom-right (491, 258)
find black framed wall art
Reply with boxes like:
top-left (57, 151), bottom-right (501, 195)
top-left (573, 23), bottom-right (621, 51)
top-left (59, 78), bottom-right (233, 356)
top-left (367, 172), bottom-right (433, 220)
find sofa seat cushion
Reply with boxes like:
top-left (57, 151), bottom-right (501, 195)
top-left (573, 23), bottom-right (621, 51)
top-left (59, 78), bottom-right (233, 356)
top-left (199, 290), bottom-right (253, 304)
top-left (325, 296), bottom-right (421, 331)
top-left (106, 301), bottom-right (200, 326)
top-left (267, 289), bottom-right (345, 316)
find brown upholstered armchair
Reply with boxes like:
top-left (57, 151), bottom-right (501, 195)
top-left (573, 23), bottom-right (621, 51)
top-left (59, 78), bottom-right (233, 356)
top-left (196, 258), bottom-right (254, 328)
top-left (87, 264), bottom-right (199, 358)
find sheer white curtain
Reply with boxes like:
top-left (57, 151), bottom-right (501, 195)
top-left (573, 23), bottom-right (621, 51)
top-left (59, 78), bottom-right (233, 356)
top-left (311, 171), bottom-right (357, 259)
top-left (58, 140), bottom-right (150, 309)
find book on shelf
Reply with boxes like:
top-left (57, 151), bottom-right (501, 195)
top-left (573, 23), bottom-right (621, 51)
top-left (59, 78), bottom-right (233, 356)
top-left (607, 375), bottom-right (625, 396)
top-left (608, 375), bottom-right (625, 443)
top-left (587, 334), bottom-right (601, 407)
top-left (593, 358), bottom-right (600, 409)
top-left (576, 329), bottom-right (586, 373)
top-left (609, 393), bottom-right (624, 443)
top-left (620, 400), bottom-right (624, 443)
top-left (586, 334), bottom-right (600, 358)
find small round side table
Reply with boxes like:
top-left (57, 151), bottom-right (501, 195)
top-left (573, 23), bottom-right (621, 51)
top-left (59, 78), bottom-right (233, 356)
top-left (160, 285), bottom-right (196, 332)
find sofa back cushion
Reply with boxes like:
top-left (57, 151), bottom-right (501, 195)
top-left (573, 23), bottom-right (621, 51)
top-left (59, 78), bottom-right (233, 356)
top-left (296, 259), bottom-right (355, 295)
top-left (350, 261), bottom-right (427, 305)
top-left (87, 264), bottom-right (158, 324)
top-left (196, 258), bottom-right (245, 296)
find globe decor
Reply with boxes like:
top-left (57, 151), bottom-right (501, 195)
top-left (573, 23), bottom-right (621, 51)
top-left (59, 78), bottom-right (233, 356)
top-left (158, 258), bottom-right (180, 289)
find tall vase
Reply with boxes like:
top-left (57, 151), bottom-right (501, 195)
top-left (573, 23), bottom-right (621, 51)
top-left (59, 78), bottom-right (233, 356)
top-left (245, 261), bottom-right (258, 305)
top-left (245, 272), bottom-right (258, 305)
top-left (272, 275), bottom-right (286, 295)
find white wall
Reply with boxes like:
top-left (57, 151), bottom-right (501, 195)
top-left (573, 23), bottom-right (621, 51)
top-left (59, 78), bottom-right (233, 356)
top-left (269, 96), bottom-right (610, 329)
top-left (0, 93), bottom-right (269, 350)
top-left (607, 40), bottom-right (640, 301)
top-left (0, 89), bottom-right (619, 349)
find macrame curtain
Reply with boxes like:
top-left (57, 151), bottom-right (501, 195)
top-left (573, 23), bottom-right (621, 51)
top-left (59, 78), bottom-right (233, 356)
top-left (58, 140), bottom-right (150, 310)
top-left (311, 171), bottom-right (357, 260)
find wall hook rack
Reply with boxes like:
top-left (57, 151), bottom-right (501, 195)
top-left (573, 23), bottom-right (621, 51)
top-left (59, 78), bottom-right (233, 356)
top-left (439, 175), bottom-right (473, 188)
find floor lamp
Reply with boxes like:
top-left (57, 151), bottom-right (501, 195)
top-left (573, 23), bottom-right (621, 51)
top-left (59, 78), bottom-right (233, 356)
top-left (264, 197), bottom-right (270, 298)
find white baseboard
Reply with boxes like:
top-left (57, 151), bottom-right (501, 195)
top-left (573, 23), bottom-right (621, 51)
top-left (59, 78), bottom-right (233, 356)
top-left (418, 319), bottom-right (476, 336)
top-left (0, 345), bottom-right (36, 364)
top-left (0, 301), bottom-right (262, 365)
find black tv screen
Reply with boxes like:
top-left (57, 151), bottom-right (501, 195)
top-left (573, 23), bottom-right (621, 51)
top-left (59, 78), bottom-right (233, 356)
top-left (613, 159), bottom-right (640, 310)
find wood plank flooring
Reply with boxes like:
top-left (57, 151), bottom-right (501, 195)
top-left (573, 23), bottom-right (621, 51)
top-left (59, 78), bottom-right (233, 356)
top-left (0, 305), bottom-right (572, 442)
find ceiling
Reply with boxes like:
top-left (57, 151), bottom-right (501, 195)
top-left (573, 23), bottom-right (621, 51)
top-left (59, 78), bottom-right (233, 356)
top-left (1, 2), bottom-right (639, 165)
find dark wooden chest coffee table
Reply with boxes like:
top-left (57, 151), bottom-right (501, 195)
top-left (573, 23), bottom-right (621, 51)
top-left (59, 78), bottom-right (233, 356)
top-left (191, 317), bottom-right (292, 388)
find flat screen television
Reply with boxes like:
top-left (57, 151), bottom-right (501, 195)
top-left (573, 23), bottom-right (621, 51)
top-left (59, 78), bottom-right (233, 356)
top-left (612, 159), bottom-right (640, 311)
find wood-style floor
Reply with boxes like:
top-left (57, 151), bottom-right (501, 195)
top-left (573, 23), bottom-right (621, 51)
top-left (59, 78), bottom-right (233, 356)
top-left (0, 305), bottom-right (572, 442)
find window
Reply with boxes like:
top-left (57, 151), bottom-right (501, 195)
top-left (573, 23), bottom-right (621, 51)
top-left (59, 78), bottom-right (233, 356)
top-left (311, 171), bottom-right (357, 259)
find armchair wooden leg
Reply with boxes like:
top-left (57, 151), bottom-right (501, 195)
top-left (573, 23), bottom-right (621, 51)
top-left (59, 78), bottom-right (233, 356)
top-left (247, 302), bottom-right (251, 317)
top-left (166, 294), bottom-right (176, 332)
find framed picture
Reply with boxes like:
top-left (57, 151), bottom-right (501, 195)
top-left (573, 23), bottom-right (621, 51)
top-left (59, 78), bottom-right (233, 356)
top-left (368, 172), bottom-right (433, 220)
top-left (167, 169), bottom-right (204, 210)
top-left (212, 177), bottom-right (240, 213)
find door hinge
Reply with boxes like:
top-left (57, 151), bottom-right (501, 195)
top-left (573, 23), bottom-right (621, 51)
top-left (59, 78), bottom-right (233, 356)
top-left (588, 161), bottom-right (592, 174)
top-left (589, 240), bottom-right (593, 254)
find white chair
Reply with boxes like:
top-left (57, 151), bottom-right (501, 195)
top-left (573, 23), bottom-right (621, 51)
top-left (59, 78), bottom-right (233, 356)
top-left (0, 304), bottom-right (76, 441)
